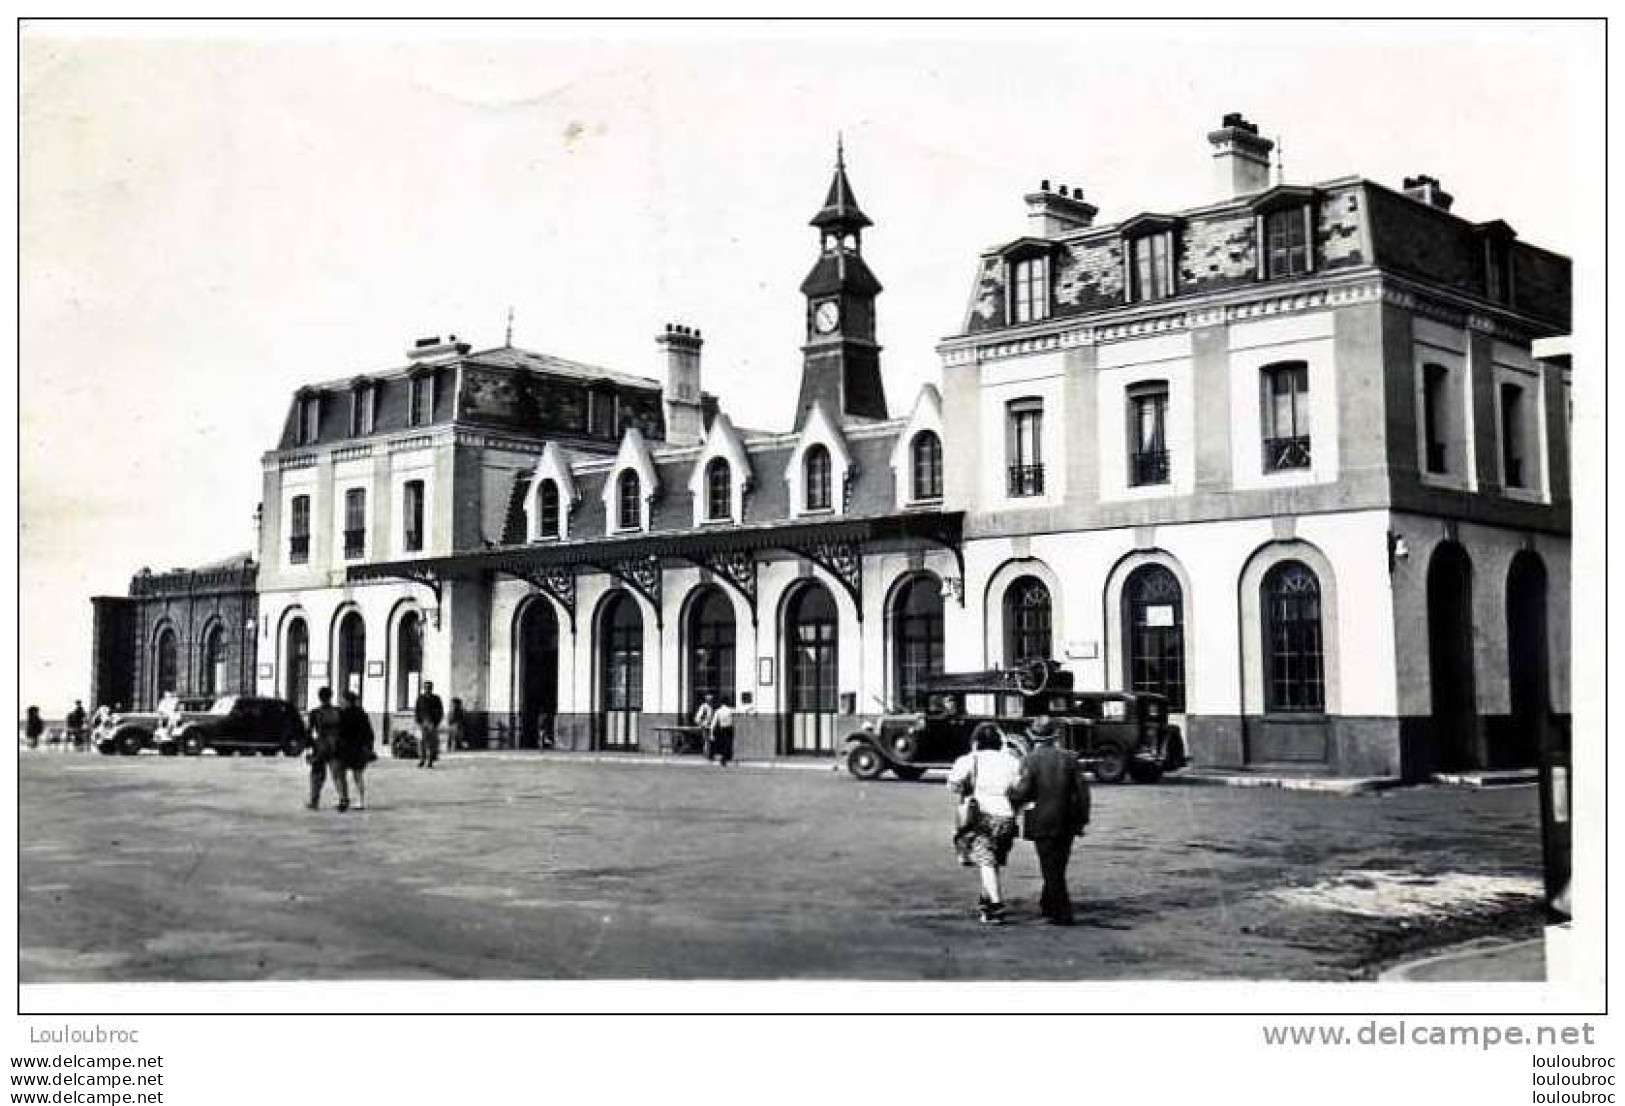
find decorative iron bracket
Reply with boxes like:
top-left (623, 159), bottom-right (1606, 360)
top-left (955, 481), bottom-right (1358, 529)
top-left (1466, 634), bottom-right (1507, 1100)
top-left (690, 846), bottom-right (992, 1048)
top-left (782, 537), bottom-right (863, 619)
top-left (920, 533), bottom-right (967, 607)
top-left (676, 549), bottom-right (759, 627)
top-left (393, 565), bottom-right (444, 626)
top-left (591, 555), bottom-right (665, 628)
top-left (496, 563), bottom-right (578, 632)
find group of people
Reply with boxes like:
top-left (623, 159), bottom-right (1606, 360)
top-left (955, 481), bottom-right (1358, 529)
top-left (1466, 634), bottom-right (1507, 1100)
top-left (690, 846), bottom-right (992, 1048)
top-left (305, 687), bottom-right (377, 812)
top-left (947, 717), bottom-right (1091, 926)
top-left (21, 701), bottom-right (100, 748)
top-left (690, 694), bottom-right (737, 766)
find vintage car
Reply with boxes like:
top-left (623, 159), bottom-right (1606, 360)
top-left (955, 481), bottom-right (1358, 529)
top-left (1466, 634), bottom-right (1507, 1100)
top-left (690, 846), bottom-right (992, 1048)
top-left (159, 696), bottom-right (306, 757)
top-left (842, 661), bottom-right (1187, 784)
top-left (151, 696), bottom-right (218, 755)
top-left (94, 695), bottom-right (211, 756)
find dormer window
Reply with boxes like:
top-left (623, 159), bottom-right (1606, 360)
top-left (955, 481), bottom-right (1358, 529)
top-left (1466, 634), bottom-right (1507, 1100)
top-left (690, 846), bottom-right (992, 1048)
top-left (537, 480), bottom-right (560, 539)
top-left (804, 445), bottom-right (833, 511)
top-left (296, 393), bottom-right (320, 445)
top-left (1262, 206), bottom-right (1312, 278)
top-left (617, 470), bottom-right (642, 530)
top-left (409, 372), bottom-right (435, 428)
top-left (350, 381), bottom-right (376, 437)
top-left (910, 431), bottom-right (943, 502)
top-left (1480, 223), bottom-right (1516, 305)
top-left (1011, 256), bottom-right (1050, 323)
top-left (1125, 228), bottom-right (1175, 303)
top-left (705, 458), bottom-right (732, 522)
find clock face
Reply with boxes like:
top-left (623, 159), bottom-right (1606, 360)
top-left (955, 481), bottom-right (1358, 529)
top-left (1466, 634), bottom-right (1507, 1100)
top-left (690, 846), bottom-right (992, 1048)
top-left (813, 301), bottom-right (841, 334)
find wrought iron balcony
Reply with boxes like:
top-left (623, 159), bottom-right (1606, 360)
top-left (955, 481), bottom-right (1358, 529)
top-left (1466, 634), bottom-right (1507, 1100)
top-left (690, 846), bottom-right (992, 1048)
top-left (1425, 441), bottom-right (1448, 475)
top-left (1505, 456), bottom-right (1525, 489)
top-left (288, 534), bottom-right (310, 564)
top-left (343, 529), bottom-right (366, 559)
top-left (1007, 464), bottom-right (1045, 498)
top-left (1128, 449), bottom-right (1170, 487)
top-left (404, 530), bottom-right (424, 553)
top-left (1262, 435), bottom-right (1312, 472)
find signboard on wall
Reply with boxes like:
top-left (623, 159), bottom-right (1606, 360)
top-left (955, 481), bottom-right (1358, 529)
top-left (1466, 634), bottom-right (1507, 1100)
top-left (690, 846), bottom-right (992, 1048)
top-left (1145, 605), bottom-right (1175, 628)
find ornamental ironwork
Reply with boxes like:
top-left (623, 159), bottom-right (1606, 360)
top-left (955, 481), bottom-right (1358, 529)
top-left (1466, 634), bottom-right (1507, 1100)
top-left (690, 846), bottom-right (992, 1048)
top-left (786, 537), bottom-right (863, 616)
top-left (592, 555), bottom-right (664, 627)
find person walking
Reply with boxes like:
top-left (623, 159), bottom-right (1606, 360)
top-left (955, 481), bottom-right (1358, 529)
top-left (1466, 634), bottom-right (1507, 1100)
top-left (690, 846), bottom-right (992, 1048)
top-left (24, 706), bottom-right (43, 749)
top-left (1007, 716), bottom-right (1091, 926)
top-left (414, 681), bottom-right (444, 768)
top-left (65, 701), bottom-right (86, 750)
top-left (335, 689), bottom-right (376, 811)
top-left (946, 722), bottom-right (1023, 924)
top-left (306, 687), bottom-right (348, 811)
top-left (445, 698), bottom-right (466, 757)
top-left (710, 699), bottom-right (736, 766)
top-left (693, 695), bottom-right (716, 760)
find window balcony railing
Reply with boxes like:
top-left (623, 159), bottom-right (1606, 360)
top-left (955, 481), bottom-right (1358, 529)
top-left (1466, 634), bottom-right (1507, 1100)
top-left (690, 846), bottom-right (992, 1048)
top-left (288, 534), bottom-right (310, 564)
top-left (1262, 435), bottom-right (1312, 472)
top-left (343, 529), bottom-right (366, 559)
top-left (1425, 442), bottom-right (1448, 475)
top-left (1128, 449), bottom-right (1170, 487)
top-left (1505, 457), bottom-right (1525, 489)
top-left (1007, 464), bottom-right (1046, 498)
top-left (404, 530), bottom-right (423, 553)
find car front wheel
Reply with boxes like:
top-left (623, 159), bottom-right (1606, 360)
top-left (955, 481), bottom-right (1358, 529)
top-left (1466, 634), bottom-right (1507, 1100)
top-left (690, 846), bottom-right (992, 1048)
top-left (181, 733), bottom-right (206, 756)
top-left (1092, 743), bottom-right (1129, 784)
top-left (846, 743), bottom-right (885, 781)
top-left (282, 736), bottom-right (304, 757)
top-left (118, 731), bottom-right (144, 756)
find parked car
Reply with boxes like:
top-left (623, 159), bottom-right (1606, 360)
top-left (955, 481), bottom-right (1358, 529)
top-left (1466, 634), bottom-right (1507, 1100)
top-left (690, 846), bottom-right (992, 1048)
top-left (159, 696), bottom-right (306, 757)
top-left (150, 696), bottom-right (217, 756)
top-left (842, 661), bottom-right (1187, 784)
top-left (92, 702), bottom-right (169, 756)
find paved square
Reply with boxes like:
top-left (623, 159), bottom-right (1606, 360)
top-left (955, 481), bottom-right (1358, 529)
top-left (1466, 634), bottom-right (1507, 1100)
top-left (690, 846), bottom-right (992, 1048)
top-left (19, 753), bottom-right (1544, 982)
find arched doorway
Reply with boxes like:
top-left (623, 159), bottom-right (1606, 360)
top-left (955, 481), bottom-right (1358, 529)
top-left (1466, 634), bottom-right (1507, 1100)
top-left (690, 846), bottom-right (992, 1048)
top-left (785, 583), bottom-right (838, 753)
top-left (1506, 550), bottom-right (1549, 767)
top-left (1123, 564), bottom-right (1186, 711)
top-left (284, 618), bottom-right (309, 710)
top-left (153, 626), bottom-right (178, 703)
top-left (394, 610), bottom-right (423, 714)
top-left (686, 587), bottom-right (736, 716)
top-left (199, 622), bottom-right (225, 698)
top-left (1427, 542), bottom-right (1480, 771)
top-left (891, 574), bottom-right (943, 709)
top-left (516, 598), bottom-right (559, 749)
top-left (1003, 576), bottom-right (1052, 667)
top-left (598, 592), bottom-right (643, 749)
top-left (335, 610), bottom-right (367, 703)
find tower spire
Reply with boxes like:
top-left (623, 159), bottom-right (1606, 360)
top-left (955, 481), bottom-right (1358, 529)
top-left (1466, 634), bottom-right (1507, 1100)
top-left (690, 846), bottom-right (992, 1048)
top-left (810, 136), bottom-right (872, 232)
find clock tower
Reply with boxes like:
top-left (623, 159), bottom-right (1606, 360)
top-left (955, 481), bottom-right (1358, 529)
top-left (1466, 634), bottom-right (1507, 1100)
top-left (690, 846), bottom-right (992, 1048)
top-left (794, 140), bottom-right (887, 430)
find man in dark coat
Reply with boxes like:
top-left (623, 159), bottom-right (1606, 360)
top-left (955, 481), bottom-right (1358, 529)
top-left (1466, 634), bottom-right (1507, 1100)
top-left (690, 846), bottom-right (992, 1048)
top-left (1007, 715), bottom-right (1091, 925)
top-left (306, 686), bottom-right (347, 811)
top-left (414, 681), bottom-right (445, 768)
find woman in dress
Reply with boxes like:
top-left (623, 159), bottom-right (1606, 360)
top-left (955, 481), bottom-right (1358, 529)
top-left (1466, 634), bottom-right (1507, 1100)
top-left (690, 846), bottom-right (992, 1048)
top-left (445, 698), bottom-right (466, 755)
top-left (335, 690), bottom-right (376, 811)
top-left (946, 722), bottom-right (1023, 924)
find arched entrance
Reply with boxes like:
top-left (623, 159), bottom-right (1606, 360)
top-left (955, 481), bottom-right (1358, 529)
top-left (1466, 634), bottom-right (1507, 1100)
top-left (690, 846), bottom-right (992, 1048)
top-left (685, 587), bottom-right (736, 715)
top-left (515, 598), bottom-right (559, 749)
top-left (598, 592), bottom-right (643, 750)
top-left (335, 610), bottom-right (367, 703)
top-left (784, 582), bottom-right (838, 753)
top-left (891, 574), bottom-right (943, 710)
top-left (1122, 564), bottom-right (1186, 711)
top-left (199, 622), bottom-right (225, 697)
top-left (153, 626), bottom-right (178, 703)
top-left (1506, 551), bottom-right (1549, 767)
top-left (394, 610), bottom-right (423, 713)
top-left (284, 618), bottom-right (309, 710)
top-left (1426, 541), bottom-right (1480, 771)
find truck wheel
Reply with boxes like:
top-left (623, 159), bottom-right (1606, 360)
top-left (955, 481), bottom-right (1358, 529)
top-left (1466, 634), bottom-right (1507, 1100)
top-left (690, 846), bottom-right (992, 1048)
top-left (846, 744), bottom-right (885, 781)
top-left (892, 765), bottom-right (927, 781)
top-left (1128, 762), bottom-right (1164, 784)
top-left (1092, 743), bottom-right (1129, 784)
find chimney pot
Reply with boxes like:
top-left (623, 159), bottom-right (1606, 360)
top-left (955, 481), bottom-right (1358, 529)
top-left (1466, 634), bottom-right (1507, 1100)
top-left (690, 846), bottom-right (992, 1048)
top-left (1208, 113), bottom-right (1274, 198)
top-left (1403, 173), bottom-right (1454, 212)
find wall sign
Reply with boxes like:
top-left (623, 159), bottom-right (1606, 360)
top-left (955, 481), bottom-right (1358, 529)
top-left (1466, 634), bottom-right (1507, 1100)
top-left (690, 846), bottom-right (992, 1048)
top-left (757, 658), bottom-right (775, 686)
top-left (257, 663), bottom-right (274, 679)
top-left (367, 661), bottom-right (385, 677)
top-left (1064, 640), bottom-right (1100, 660)
top-left (1145, 605), bottom-right (1175, 628)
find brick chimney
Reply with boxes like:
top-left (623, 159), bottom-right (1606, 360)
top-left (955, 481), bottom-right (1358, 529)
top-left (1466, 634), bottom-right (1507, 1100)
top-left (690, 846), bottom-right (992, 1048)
top-left (1208, 113), bottom-right (1275, 199)
top-left (658, 323), bottom-right (705, 445)
top-left (1403, 174), bottom-right (1454, 212)
top-left (1024, 181), bottom-right (1098, 237)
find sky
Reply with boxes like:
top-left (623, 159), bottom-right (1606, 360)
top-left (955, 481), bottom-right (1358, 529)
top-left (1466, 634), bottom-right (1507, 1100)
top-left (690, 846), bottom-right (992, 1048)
top-left (17, 21), bottom-right (1594, 712)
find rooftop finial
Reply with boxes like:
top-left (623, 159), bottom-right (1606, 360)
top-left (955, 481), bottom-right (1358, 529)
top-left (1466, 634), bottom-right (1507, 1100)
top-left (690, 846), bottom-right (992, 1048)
top-left (836, 131), bottom-right (845, 169)
top-left (1274, 135), bottom-right (1284, 185)
top-left (504, 305), bottom-right (515, 347)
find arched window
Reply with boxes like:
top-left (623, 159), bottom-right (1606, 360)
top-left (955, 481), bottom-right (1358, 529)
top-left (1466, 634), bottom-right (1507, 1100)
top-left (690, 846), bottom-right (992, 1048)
top-left (153, 626), bottom-right (178, 702)
top-left (687, 588), bottom-right (736, 710)
top-left (336, 611), bottom-right (366, 703)
top-left (199, 623), bottom-right (225, 697)
top-left (284, 618), bottom-right (309, 711)
top-left (804, 445), bottom-right (832, 511)
top-left (786, 584), bottom-right (839, 752)
top-left (537, 480), bottom-right (560, 539)
top-left (617, 470), bottom-right (641, 530)
top-left (1003, 576), bottom-right (1052, 667)
top-left (599, 592), bottom-right (644, 749)
top-left (1261, 560), bottom-right (1324, 712)
top-left (911, 431), bottom-right (943, 502)
top-left (892, 575), bottom-right (944, 708)
top-left (394, 611), bottom-right (422, 711)
top-left (705, 458), bottom-right (732, 522)
top-left (1123, 564), bottom-right (1185, 711)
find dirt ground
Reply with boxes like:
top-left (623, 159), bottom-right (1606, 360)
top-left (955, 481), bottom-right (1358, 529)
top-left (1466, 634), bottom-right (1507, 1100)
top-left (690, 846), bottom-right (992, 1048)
top-left (18, 751), bottom-right (1545, 983)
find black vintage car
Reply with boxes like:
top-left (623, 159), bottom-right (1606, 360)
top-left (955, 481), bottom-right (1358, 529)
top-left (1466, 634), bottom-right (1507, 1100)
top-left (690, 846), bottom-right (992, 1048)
top-left (159, 696), bottom-right (307, 757)
top-left (842, 661), bottom-right (1187, 784)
